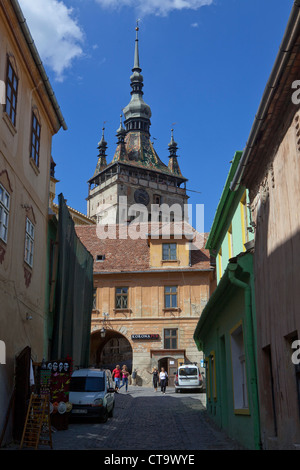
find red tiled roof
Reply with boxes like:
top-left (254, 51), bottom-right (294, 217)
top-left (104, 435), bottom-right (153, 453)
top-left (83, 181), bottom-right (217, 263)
top-left (75, 222), bottom-right (212, 273)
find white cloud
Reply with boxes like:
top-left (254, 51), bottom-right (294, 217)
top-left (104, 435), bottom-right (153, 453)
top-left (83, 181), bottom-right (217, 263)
top-left (94, 0), bottom-right (213, 17)
top-left (18, 0), bottom-right (84, 82)
top-left (191, 22), bottom-right (199, 27)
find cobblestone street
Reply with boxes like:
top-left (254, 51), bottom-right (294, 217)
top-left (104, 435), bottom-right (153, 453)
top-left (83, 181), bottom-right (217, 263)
top-left (38, 387), bottom-right (242, 451)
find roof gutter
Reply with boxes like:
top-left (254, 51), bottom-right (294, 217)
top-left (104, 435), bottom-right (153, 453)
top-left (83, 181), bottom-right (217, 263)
top-left (230, 0), bottom-right (300, 191)
top-left (10, 0), bottom-right (67, 131)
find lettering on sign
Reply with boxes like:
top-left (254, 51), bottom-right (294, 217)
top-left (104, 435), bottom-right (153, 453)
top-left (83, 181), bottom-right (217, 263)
top-left (131, 334), bottom-right (160, 340)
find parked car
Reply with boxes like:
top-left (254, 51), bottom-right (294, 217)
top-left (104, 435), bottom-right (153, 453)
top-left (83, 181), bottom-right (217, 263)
top-left (69, 368), bottom-right (115, 422)
top-left (174, 363), bottom-right (203, 393)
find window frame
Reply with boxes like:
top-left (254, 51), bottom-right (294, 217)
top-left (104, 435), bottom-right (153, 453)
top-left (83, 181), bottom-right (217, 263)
top-left (115, 286), bottom-right (129, 309)
top-left (0, 184), bottom-right (10, 244)
top-left (164, 328), bottom-right (178, 349)
top-left (162, 243), bottom-right (177, 261)
top-left (164, 285), bottom-right (178, 309)
top-left (24, 217), bottom-right (35, 268)
top-left (30, 111), bottom-right (41, 167)
top-left (5, 57), bottom-right (18, 127)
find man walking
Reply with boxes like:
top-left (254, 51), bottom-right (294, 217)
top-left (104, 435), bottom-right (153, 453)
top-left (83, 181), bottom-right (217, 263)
top-left (112, 364), bottom-right (121, 391)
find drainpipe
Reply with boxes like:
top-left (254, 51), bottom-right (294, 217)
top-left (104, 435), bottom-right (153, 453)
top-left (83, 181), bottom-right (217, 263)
top-left (228, 264), bottom-right (261, 450)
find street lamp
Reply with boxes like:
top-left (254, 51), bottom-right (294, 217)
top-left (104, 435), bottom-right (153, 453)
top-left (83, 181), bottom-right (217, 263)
top-left (100, 312), bottom-right (109, 338)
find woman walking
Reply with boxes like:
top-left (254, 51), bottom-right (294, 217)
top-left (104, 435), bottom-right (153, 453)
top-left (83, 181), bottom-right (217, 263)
top-left (119, 365), bottom-right (130, 392)
top-left (147, 367), bottom-right (159, 392)
top-left (159, 367), bottom-right (168, 394)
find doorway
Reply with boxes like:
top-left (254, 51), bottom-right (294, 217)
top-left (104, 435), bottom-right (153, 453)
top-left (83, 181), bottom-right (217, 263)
top-left (158, 357), bottom-right (177, 386)
top-left (13, 346), bottom-right (31, 441)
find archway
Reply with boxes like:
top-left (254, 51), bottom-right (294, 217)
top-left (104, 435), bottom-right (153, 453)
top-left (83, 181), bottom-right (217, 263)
top-left (90, 329), bottom-right (133, 373)
top-left (158, 357), bottom-right (178, 387)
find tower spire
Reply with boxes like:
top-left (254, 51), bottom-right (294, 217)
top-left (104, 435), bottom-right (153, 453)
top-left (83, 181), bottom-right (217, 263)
top-left (123, 22), bottom-right (152, 135)
top-left (133, 20), bottom-right (141, 72)
top-left (168, 128), bottom-right (182, 177)
top-left (93, 126), bottom-right (107, 175)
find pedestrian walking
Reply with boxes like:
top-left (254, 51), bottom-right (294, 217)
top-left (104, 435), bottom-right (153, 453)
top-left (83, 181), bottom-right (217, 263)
top-left (112, 364), bottom-right (122, 391)
top-left (159, 367), bottom-right (168, 394)
top-left (119, 365), bottom-right (130, 392)
top-left (147, 367), bottom-right (159, 392)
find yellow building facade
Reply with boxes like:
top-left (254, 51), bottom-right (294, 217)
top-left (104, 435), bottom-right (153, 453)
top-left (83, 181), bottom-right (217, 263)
top-left (76, 224), bottom-right (215, 386)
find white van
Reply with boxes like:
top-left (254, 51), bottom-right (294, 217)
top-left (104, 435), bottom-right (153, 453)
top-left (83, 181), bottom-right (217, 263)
top-left (174, 363), bottom-right (203, 393)
top-left (69, 368), bottom-right (115, 422)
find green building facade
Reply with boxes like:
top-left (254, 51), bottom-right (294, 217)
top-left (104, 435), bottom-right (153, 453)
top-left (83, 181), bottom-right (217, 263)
top-left (194, 152), bottom-right (260, 449)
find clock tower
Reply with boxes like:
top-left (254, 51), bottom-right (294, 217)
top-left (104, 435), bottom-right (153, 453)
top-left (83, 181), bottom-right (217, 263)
top-left (87, 26), bottom-right (189, 224)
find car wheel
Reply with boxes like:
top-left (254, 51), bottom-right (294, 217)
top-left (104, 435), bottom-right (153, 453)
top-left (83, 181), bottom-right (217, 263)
top-left (101, 407), bottom-right (109, 423)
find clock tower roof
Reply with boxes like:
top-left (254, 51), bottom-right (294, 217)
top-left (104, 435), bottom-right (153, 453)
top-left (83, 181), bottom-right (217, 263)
top-left (89, 25), bottom-right (187, 186)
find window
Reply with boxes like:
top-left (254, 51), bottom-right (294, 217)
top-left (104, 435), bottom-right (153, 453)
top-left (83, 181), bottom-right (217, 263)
top-left (70, 376), bottom-right (105, 392)
top-left (240, 192), bottom-right (249, 248)
top-left (0, 184), bottom-right (10, 243)
top-left (30, 112), bottom-right (41, 167)
top-left (164, 329), bottom-right (178, 349)
top-left (164, 286), bottom-right (178, 308)
top-left (153, 194), bottom-right (161, 205)
top-left (96, 254), bottom-right (105, 261)
top-left (115, 287), bottom-right (128, 309)
top-left (24, 217), bottom-right (34, 267)
top-left (5, 58), bottom-right (18, 126)
top-left (162, 243), bottom-right (177, 260)
top-left (230, 323), bottom-right (249, 412)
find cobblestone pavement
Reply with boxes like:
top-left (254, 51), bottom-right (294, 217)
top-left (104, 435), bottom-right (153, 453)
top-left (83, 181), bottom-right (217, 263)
top-left (38, 387), bottom-right (242, 451)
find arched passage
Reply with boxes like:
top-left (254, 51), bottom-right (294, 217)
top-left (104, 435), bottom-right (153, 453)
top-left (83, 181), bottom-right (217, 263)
top-left (90, 329), bottom-right (133, 373)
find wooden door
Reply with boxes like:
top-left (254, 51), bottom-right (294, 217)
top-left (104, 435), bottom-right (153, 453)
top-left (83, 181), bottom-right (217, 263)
top-left (13, 346), bottom-right (31, 441)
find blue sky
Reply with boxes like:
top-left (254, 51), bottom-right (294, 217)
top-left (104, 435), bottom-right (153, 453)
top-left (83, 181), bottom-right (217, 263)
top-left (19, 0), bottom-right (293, 231)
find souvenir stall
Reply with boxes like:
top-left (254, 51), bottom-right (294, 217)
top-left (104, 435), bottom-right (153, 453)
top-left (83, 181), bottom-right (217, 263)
top-left (38, 356), bottom-right (73, 430)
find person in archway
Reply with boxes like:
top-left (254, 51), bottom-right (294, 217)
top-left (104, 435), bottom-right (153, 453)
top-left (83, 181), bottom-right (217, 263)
top-left (119, 365), bottom-right (130, 392)
top-left (112, 364), bottom-right (121, 391)
top-left (132, 368), bottom-right (137, 386)
top-left (159, 367), bottom-right (168, 394)
top-left (147, 367), bottom-right (159, 392)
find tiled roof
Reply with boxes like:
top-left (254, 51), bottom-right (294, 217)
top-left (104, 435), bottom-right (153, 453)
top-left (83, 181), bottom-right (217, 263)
top-left (75, 222), bottom-right (212, 274)
top-left (111, 132), bottom-right (184, 178)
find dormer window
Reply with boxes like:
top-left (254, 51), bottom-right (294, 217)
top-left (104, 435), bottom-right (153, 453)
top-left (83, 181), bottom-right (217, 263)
top-left (162, 243), bottom-right (177, 261)
top-left (96, 254), bottom-right (105, 261)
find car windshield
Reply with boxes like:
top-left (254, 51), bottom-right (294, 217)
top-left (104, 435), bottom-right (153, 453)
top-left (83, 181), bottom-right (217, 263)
top-left (179, 367), bottom-right (198, 377)
top-left (70, 376), bottom-right (105, 392)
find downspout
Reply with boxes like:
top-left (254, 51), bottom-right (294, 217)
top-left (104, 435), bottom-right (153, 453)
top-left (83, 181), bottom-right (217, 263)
top-left (228, 264), bottom-right (261, 450)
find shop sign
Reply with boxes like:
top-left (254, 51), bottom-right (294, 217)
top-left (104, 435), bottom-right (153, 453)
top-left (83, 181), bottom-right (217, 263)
top-left (131, 334), bottom-right (159, 340)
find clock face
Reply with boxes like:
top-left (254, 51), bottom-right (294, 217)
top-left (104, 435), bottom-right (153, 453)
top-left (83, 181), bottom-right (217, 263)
top-left (134, 188), bottom-right (150, 206)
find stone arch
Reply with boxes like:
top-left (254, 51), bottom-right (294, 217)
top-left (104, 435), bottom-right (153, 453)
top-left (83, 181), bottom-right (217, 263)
top-left (90, 328), bottom-right (133, 373)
